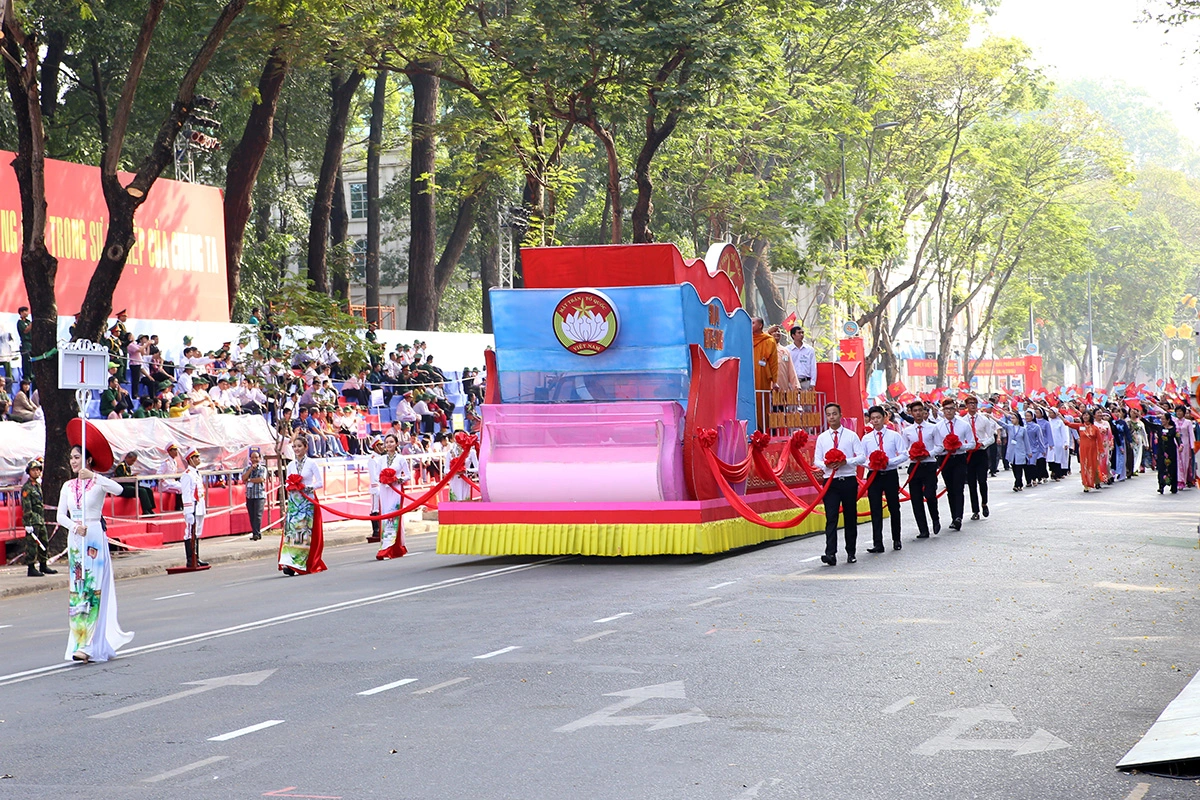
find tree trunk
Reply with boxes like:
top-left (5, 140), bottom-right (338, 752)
top-left (630, 109), bottom-right (680, 243)
top-left (306, 68), bottom-right (363, 295)
top-left (404, 61), bottom-right (441, 330)
top-left (365, 69), bottom-right (387, 325)
top-left (740, 250), bottom-right (759, 317)
top-left (433, 194), bottom-right (480, 301)
top-left (224, 47), bottom-right (288, 314)
top-left (330, 168), bottom-right (350, 300)
top-left (587, 122), bottom-right (621, 243)
top-left (750, 239), bottom-right (785, 323)
top-left (479, 195), bottom-right (499, 334)
top-left (39, 30), bottom-right (67, 123)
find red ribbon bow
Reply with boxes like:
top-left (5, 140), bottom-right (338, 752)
top-left (868, 450), bottom-right (890, 472)
top-left (823, 448), bottom-right (846, 469)
top-left (749, 431), bottom-right (772, 450)
top-left (285, 473), bottom-right (305, 492)
top-left (790, 429), bottom-right (810, 448)
top-left (379, 467), bottom-right (398, 486)
top-left (942, 433), bottom-right (962, 452)
top-left (695, 428), bottom-right (719, 448)
top-left (454, 431), bottom-right (479, 451)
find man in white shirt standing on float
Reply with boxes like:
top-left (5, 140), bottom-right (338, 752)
top-left (813, 402), bottom-right (864, 566)
top-left (786, 326), bottom-right (817, 389)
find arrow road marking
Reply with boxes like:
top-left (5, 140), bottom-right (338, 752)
top-left (913, 702), bottom-right (1069, 756)
top-left (209, 719), bottom-right (285, 741)
top-left (357, 678), bottom-right (418, 696)
top-left (556, 680), bottom-right (710, 732)
top-left (90, 669), bottom-right (277, 719)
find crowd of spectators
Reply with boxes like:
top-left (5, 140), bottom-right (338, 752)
top-left (2, 307), bottom-right (487, 457)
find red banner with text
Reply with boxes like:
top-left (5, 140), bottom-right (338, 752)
top-left (0, 153), bottom-right (229, 323)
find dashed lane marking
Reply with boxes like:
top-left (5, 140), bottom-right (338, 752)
top-left (154, 592), bottom-right (195, 601)
top-left (357, 678), bottom-right (418, 696)
top-left (208, 719), bottom-right (285, 741)
top-left (593, 612), bottom-right (633, 623)
top-left (474, 645), bottom-right (521, 659)
top-left (881, 695), bottom-right (918, 714)
top-left (708, 581), bottom-right (738, 589)
top-left (413, 677), bottom-right (469, 694)
top-left (141, 756), bottom-right (229, 783)
top-left (575, 629), bottom-right (618, 643)
top-left (689, 597), bottom-right (722, 607)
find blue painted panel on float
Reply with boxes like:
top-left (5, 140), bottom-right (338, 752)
top-left (489, 284), bottom-right (753, 420)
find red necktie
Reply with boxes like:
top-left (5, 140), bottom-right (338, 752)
top-left (878, 430), bottom-right (884, 452)
top-left (918, 425), bottom-right (924, 445)
top-left (970, 416), bottom-right (978, 448)
top-left (833, 430), bottom-right (840, 450)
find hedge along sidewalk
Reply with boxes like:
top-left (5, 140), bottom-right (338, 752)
top-left (0, 517), bottom-right (439, 600)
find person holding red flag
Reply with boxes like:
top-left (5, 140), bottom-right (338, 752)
top-left (861, 404), bottom-right (908, 553)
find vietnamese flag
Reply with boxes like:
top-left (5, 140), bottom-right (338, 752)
top-left (1125, 398), bottom-right (1143, 411)
top-left (781, 312), bottom-right (797, 330)
top-left (887, 381), bottom-right (906, 399)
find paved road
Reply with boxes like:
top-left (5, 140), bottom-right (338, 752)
top-left (1, 476), bottom-right (1198, 799)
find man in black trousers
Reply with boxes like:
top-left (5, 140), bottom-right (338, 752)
top-left (814, 403), bottom-right (864, 566)
top-left (937, 397), bottom-right (968, 530)
top-left (861, 404), bottom-right (907, 552)
top-left (900, 399), bottom-right (944, 538)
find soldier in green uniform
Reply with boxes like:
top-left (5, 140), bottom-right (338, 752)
top-left (21, 458), bottom-right (57, 577)
top-left (16, 305), bottom-right (32, 384)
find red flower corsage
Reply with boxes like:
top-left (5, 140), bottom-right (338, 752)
top-left (285, 473), bottom-right (305, 492)
top-left (942, 433), bottom-right (962, 453)
top-left (823, 448), bottom-right (846, 469)
top-left (908, 441), bottom-right (930, 461)
top-left (868, 450), bottom-right (890, 471)
top-left (379, 467), bottom-right (398, 486)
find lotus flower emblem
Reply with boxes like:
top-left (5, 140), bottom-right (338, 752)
top-left (562, 309), bottom-right (609, 343)
top-left (553, 290), bottom-right (619, 356)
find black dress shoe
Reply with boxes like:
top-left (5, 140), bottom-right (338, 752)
top-left (970, 513), bottom-right (980, 521)
top-left (847, 555), bottom-right (857, 563)
top-left (949, 519), bottom-right (962, 531)
top-left (282, 567), bottom-right (296, 576)
top-left (933, 523), bottom-right (941, 535)
top-left (982, 505), bottom-right (989, 518)
top-left (893, 541), bottom-right (902, 551)
top-left (39, 566), bottom-right (57, 574)
top-left (820, 554), bottom-right (836, 566)
top-left (866, 546), bottom-right (885, 554)
top-left (915, 532), bottom-right (929, 539)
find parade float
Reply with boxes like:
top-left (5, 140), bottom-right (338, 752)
top-left (437, 243), bottom-right (871, 557)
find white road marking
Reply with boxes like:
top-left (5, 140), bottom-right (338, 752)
top-left (0, 558), bottom-right (569, 687)
top-left (1125, 782), bottom-right (1151, 800)
top-left (474, 645), bottom-right (521, 659)
top-left (153, 592), bottom-right (195, 601)
top-left (557, 681), bottom-right (709, 732)
top-left (413, 677), bottom-right (469, 694)
top-left (689, 597), bottom-right (722, 607)
top-left (141, 755), bottom-right (229, 783)
top-left (800, 555), bottom-right (821, 563)
top-left (913, 703), bottom-right (1069, 756)
top-left (0, 625), bottom-right (11, 629)
top-left (593, 612), bottom-right (632, 623)
top-left (575, 629), bottom-right (617, 643)
top-left (208, 719), bottom-right (285, 741)
top-left (881, 695), bottom-right (918, 715)
top-left (91, 669), bottom-right (276, 719)
top-left (357, 678), bottom-right (418, 696)
top-left (708, 580), bottom-right (737, 590)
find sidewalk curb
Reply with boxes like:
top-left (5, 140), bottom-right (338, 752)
top-left (0, 521), bottom-right (439, 601)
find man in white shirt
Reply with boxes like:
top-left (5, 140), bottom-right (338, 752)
top-left (786, 326), bottom-right (817, 388)
top-left (180, 447), bottom-right (209, 569)
top-left (861, 404), bottom-right (908, 553)
top-left (961, 395), bottom-right (997, 522)
top-left (813, 402), bottom-right (864, 566)
top-left (937, 397), bottom-right (969, 530)
top-left (395, 392), bottom-right (419, 424)
top-left (175, 363), bottom-right (195, 396)
top-left (899, 399), bottom-right (944, 539)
